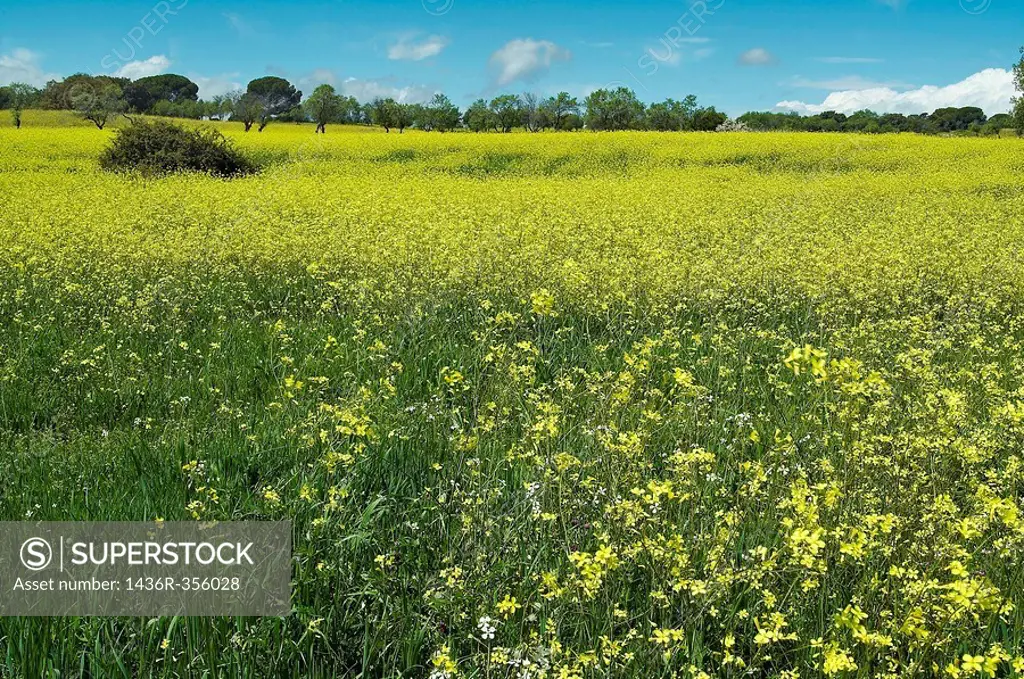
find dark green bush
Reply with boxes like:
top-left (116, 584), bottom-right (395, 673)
top-left (100, 120), bottom-right (256, 177)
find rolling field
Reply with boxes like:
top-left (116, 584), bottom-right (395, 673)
top-left (1, 122), bottom-right (1024, 677)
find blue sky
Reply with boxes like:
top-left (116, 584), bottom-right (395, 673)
top-left (0, 0), bottom-right (1020, 115)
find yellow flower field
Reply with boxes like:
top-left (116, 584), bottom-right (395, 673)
top-left (0, 122), bottom-right (1023, 677)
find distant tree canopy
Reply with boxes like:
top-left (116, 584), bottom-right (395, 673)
top-left (584, 87), bottom-right (645, 131)
top-left (124, 74), bottom-right (199, 113)
top-left (304, 84), bottom-right (345, 134)
top-left (246, 76), bottom-right (302, 132)
top-left (369, 97), bottom-right (401, 133)
top-left (1, 83), bottom-right (40, 128)
top-left (737, 106), bottom-right (1009, 135)
top-left (40, 73), bottom-right (129, 110)
top-left (69, 81), bottom-right (126, 130)
top-left (421, 93), bottom-right (460, 132)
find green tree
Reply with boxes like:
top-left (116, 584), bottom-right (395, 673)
top-left (212, 91), bottom-right (242, 121)
top-left (646, 95), bottom-right (700, 131)
top-left (395, 103), bottom-right (415, 133)
top-left (69, 82), bottom-right (126, 130)
top-left (929, 107), bottom-right (986, 133)
top-left (463, 99), bottom-right (494, 132)
top-left (233, 93), bottom-right (264, 132)
top-left (304, 84), bottom-right (344, 133)
top-left (124, 74), bottom-right (199, 113)
top-left (40, 74), bottom-right (129, 110)
top-left (423, 93), bottom-right (461, 132)
top-left (519, 92), bottom-right (544, 132)
top-left (246, 76), bottom-right (302, 132)
top-left (584, 87), bottom-right (645, 131)
top-left (6, 83), bottom-right (39, 129)
top-left (489, 94), bottom-right (522, 133)
top-left (540, 92), bottom-right (579, 131)
top-left (370, 98), bottom-right (401, 132)
top-left (692, 106), bottom-right (727, 131)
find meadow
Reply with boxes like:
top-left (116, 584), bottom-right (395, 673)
top-left (0, 117), bottom-right (1023, 677)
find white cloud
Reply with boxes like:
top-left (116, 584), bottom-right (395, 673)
top-left (339, 76), bottom-right (435, 104)
top-left (489, 38), bottom-right (571, 87)
top-left (739, 48), bottom-right (775, 66)
top-left (0, 48), bottom-right (59, 87)
top-left (388, 34), bottom-right (450, 61)
top-left (776, 68), bottom-right (1016, 115)
top-left (790, 75), bottom-right (913, 91)
top-left (191, 73), bottom-right (244, 99)
top-left (817, 56), bottom-right (884, 64)
top-left (114, 55), bottom-right (171, 80)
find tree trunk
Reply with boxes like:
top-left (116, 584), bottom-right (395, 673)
top-left (244, 122), bottom-right (253, 132)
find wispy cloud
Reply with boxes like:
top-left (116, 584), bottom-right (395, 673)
top-left (388, 34), bottom-right (450, 61)
top-left (789, 75), bottom-right (913, 90)
top-left (223, 12), bottom-right (256, 37)
top-left (489, 38), bottom-right (571, 87)
top-left (816, 56), bottom-right (884, 64)
top-left (738, 48), bottom-right (776, 66)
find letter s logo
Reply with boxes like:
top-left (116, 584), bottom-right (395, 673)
top-left (20, 538), bottom-right (53, 571)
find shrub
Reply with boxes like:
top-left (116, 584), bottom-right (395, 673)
top-left (100, 120), bottom-right (255, 177)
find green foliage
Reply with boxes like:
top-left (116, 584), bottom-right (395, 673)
top-left (464, 98), bottom-right (495, 132)
top-left (69, 81), bottom-right (126, 130)
top-left (370, 97), bottom-right (403, 132)
top-left (99, 119), bottom-right (255, 177)
top-left (4, 83), bottom-right (39, 129)
top-left (304, 84), bottom-right (345, 133)
top-left (584, 87), bottom-right (645, 131)
top-left (124, 74), bottom-right (200, 113)
top-left (739, 106), bottom-right (999, 135)
top-left (246, 76), bottom-right (302, 131)
top-left (421, 93), bottom-right (461, 132)
top-left (40, 73), bottom-right (129, 110)
top-left (542, 92), bottom-right (581, 131)
top-left (489, 94), bottom-right (522, 132)
top-left (233, 93), bottom-right (264, 132)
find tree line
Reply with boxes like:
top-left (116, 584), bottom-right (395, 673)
top-left (0, 72), bottom-right (729, 133)
top-left (736, 108), bottom-right (1016, 136)
top-left (3, 47), bottom-right (1023, 134)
